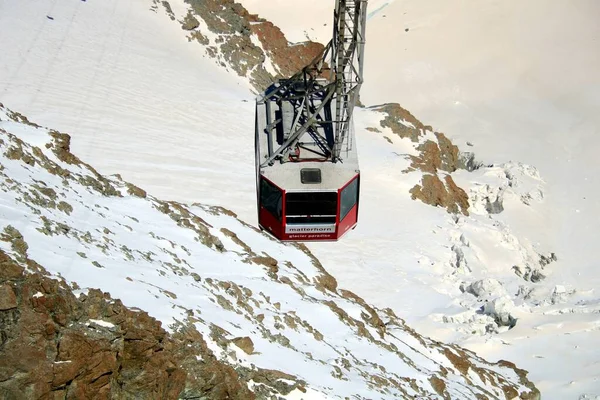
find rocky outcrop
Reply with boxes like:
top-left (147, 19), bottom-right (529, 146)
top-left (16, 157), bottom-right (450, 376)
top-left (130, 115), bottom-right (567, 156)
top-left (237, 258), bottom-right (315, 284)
top-left (182, 0), bottom-right (323, 90)
top-left (0, 249), bottom-right (253, 399)
top-left (410, 174), bottom-right (470, 215)
top-left (409, 133), bottom-right (460, 174)
top-left (373, 103), bottom-right (462, 174)
top-left (230, 336), bottom-right (254, 354)
top-left (249, 20), bottom-right (324, 83)
top-left (373, 103), bottom-right (429, 142)
top-left (370, 103), bottom-right (472, 215)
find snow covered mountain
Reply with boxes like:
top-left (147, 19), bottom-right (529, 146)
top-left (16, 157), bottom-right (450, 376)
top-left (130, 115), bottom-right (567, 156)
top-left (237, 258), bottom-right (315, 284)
top-left (0, 0), bottom-right (598, 398)
top-left (0, 104), bottom-right (540, 398)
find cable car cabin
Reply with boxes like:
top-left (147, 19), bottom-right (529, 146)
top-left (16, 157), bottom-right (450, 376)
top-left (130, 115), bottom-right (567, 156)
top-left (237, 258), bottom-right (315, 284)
top-left (255, 81), bottom-right (360, 241)
top-left (254, 0), bottom-right (367, 242)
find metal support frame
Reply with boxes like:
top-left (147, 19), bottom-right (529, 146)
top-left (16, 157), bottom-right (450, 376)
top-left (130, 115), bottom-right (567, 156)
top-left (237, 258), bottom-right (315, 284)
top-left (331, 0), bottom-right (367, 160)
top-left (258, 0), bottom-right (367, 168)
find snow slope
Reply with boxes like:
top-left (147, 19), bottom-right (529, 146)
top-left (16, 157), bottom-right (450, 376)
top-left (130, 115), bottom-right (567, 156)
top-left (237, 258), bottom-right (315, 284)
top-left (361, 3), bottom-right (600, 398)
top-left (1, 0), bottom-right (599, 398)
top-left (0, 104), bottom-right (540, 398)
top-left (0, 0), bottom-right (257, 222)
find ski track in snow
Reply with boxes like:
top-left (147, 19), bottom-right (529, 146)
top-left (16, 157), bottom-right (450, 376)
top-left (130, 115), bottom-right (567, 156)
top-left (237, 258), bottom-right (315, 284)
top-left (1, 0), bottom-right (600, 398)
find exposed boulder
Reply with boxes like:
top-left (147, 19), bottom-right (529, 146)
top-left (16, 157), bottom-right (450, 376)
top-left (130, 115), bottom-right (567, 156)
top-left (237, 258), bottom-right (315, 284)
top-left (409, 133), bottom-right (460, 174)
top-left (434, 132), bottom-right (460, 173)
top-left (0, 284), bottom-right (17, 310)
top-left (181, 11), bottom-right (200, 30)
top-left (250, 20), bottom-right (324, 82)
top-left (231, 336), bottom-right (254, 354)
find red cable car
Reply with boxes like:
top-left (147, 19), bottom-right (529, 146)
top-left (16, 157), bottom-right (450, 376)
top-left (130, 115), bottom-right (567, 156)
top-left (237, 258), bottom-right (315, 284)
top-left (255, 95), bottom-right (360, 241)
top-left (255, 0), bottom-right (367, 241)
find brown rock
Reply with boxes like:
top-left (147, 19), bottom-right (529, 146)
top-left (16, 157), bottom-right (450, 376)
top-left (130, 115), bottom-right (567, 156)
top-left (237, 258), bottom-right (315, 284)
top-left (429, 376), bottom-right (448, 398)
top-left (407, 134), bottom-right (461, 174)
top-left (48, 131), bottom-right (81, 165)
top-left (221, 228), bottom-right (253, 254)
top-left (191, 273), bottom-right (201, 282)
top-left (250, 20), bottom-right (324, 84)
top-left (244, 367), bottom-right (302, 396)
top-left (0, 253), bottom-right (24, 280)
top-left (231, 336), bottom-right (254, 354)
top-left (374, 103), bottom-right (427, 142)
top-left (410, 174), bottom-right (469, 216)
top-left (250, 255), bottom-right (279, 276)
top-left (0, 285), bottom-right (17, 310)
top-left (0, 249), bottom-right (252, 399)
top-left (181, 11), bottom-right (200, 30)
top-left (171, 325), bottom-right (255, 400)
top-left (125, 183), bottom-right (147, 198)
top-left (443, 175), bottom-right (469, 215)
top-left (185, 0), bottom-right (323, 91)
top-left (1, 226), bottom-right (28, 258)
top-left (6, 110), bottom-right (41, 127)
top-left (411, 175), bottom-right (442, 208)
top-left (315, 272), bottom-right (338, 293)
top-left (410, 140), bottom-right (441, 174)
top-left (57, 201), bottom-right (73, 215)
top-left (435, 132), bottom-right (460, 173)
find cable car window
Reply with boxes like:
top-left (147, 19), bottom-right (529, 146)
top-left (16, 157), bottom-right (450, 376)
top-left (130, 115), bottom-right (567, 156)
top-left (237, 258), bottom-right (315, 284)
top-left (260, 178), bottom-right (282, 221)
top-left (300, 168), bottom-right (322, 184)
top-left (340, 177), bottom-right (359, 221)
top-left (286, 192), bottom-right (337, 223)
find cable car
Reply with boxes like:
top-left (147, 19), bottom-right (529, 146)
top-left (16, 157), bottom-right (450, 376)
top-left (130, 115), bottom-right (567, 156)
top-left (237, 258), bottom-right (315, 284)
top-left (255, 0), bottom-right (367, 241)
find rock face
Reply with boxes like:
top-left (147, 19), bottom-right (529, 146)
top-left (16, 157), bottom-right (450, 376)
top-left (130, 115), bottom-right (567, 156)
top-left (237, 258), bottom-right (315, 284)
top-left (231, 336), bottom-right (254, 354)
top-left (370, 103), bottom-right (473, 215)
top-left (175, 0), bottom-right (324, 90)
top-left (249, 20), bottom-right (324, 83)
top-left (0, 249), bottom-right (253, 400)
top-left (410, 174), bottom-right (470, 216)
top-left (374, 103), bottom-right (430, 143)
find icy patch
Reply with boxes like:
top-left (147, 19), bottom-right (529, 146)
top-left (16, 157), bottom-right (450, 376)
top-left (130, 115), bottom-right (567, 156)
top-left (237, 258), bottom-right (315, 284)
top-left (428, 198), bottom-right (556, 336)
top-left (88, 319), bottom-right (116, 329)
top-left (466, 162), bottom-right (544, 215)
top-left (482, 296), bottom-right (517, 328)
top-left (250, 33), bottom-right (279, 76)
top-left (464, 278), bottom-right (507, 299)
